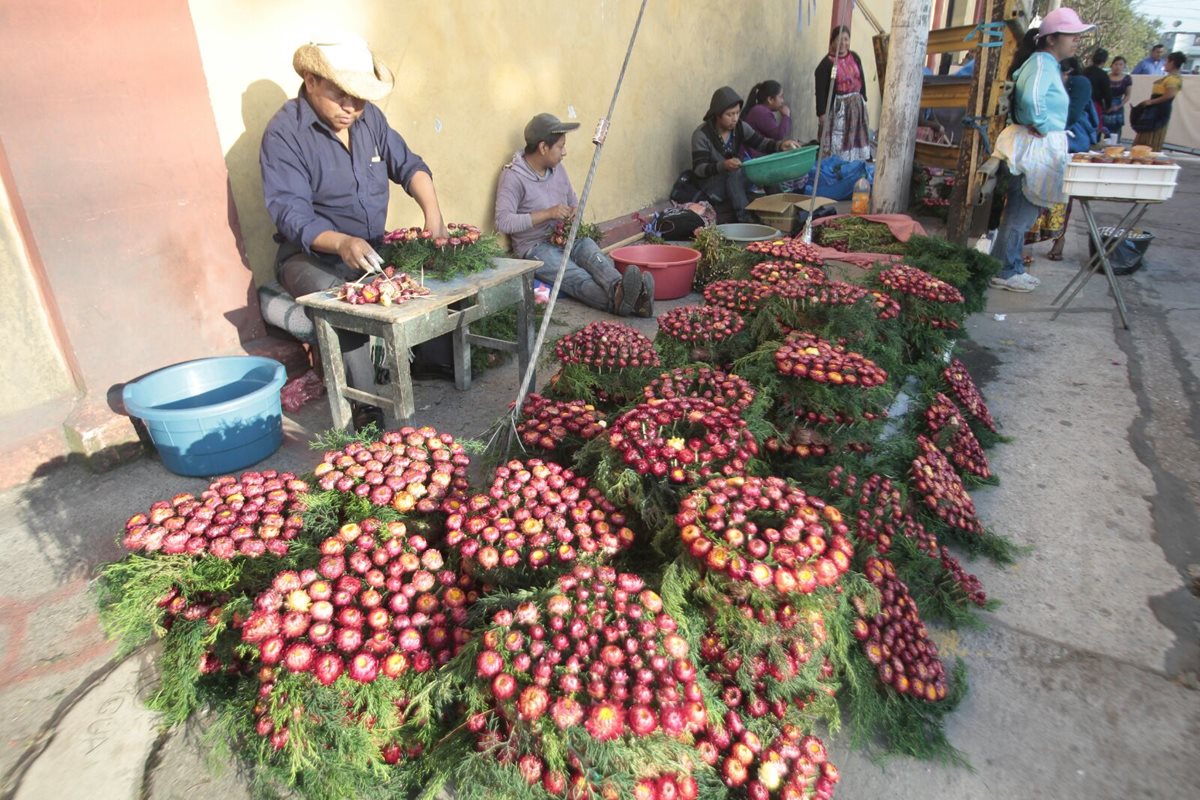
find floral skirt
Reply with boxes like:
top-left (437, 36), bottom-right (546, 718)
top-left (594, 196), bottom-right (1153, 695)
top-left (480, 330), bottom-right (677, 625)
top-left (821, 92), bottom-right (872, 161)
top-left (1025, 201), bottom-right (1068, 244)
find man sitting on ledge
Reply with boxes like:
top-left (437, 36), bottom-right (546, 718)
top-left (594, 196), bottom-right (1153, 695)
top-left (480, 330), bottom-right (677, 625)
top-left (260, 34), bottom-right (449, 430)
top-left (495, 113), bottom-right (654, 318)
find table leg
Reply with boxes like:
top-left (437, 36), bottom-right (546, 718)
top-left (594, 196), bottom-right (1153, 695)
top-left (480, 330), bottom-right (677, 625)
top-left (385, 323), bottom-right (416, 424)
top-left (313, 314), bottom-right (353, 431)
top-left (452, 321), bottom-right (472, 392)
top-left (517, 272), bottom-right (536, 391)
top-left (1051, 200), bottom-right (1140, 306)
top-left (1051, 201), bottom-right (1146, 329)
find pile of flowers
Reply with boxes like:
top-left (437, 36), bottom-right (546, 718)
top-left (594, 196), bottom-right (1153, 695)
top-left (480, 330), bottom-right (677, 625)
top-left (750, 261), bottom-right (827, 285)
top-left (382, 222), bottom-right (482, 249)
top-left (122, 470), bottom-right (308, 559)
top-left (676, 476), bottom-right (852, 592)
top-left (910, 435), bottom-right (985, 536)
top-left (516, 393), bottom-right (607, 451)
top-left (924, 392), bottom-right (991, 480)
top-left (607, 398), bottom-right (759, 484)
top-left (657, 304), bottom-right (746, 345)
top-left (644, 366), bottom-right (756, 412)
top-left (443, 459), bottom-right (634, 579)
top-left (943, 358), bottom-right (999, 434)
top-left (335, 268), bottom-right (430, 306)
top-left (775, 333), bottom-right (889, 388)
top-left (313, 427), bottom-right (471, 513)
top-left (745, 238), bottom-right (824, 265)
top-left (554, 321), bottom-right (660, 371)
top-left (703, 279), bottom-right (776, 315)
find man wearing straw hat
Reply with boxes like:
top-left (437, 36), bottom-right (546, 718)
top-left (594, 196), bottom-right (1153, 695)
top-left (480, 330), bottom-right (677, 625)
top-left (261, 35), bottom-right (448, 429)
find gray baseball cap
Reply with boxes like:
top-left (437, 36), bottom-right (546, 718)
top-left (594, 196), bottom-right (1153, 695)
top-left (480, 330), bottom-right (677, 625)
top-left (524, 113), bottom-right (580, 146)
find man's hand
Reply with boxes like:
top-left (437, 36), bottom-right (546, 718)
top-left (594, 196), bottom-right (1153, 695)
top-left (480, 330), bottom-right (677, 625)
top-left (337, 236), bottom-right (384, 273)
top-left (723, 157), bottom-right (743, 171)
top-left (532, 204), bottom-right (575, 226)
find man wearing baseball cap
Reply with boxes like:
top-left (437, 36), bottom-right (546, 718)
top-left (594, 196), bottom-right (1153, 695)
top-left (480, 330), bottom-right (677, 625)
top-left (495, 113), bottom-right (654, 317)
top-left (260, 35), bottom-right (449, 429)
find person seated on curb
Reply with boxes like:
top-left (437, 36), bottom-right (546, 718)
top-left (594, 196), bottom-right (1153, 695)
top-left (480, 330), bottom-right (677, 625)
top-left (691, 86), bottom-right (800, 223)
top-left (495, 113), bottom-right (653, 317)
top-left (261, 35), bottom-right (449, 431)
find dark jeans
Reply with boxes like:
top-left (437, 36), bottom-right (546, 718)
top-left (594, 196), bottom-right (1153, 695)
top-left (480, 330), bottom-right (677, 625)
top-left (276, 249), bottom-right (377, 392)
top-left (701, 168), bottom-right (753, 219)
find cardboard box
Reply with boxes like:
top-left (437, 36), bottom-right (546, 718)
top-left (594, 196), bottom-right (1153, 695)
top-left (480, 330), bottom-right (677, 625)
top-left (747, 194), bottom-right (838, 234)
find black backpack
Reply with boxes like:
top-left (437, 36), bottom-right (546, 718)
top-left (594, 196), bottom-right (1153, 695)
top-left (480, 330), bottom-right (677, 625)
top-left (648, 207), bottom-right (707, 241)
top-left (669, 170), bottom-right (707, 204)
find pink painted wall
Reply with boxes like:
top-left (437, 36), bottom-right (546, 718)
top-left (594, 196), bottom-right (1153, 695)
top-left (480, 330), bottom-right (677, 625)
top-left (0, 0), bottom-right (262, 401)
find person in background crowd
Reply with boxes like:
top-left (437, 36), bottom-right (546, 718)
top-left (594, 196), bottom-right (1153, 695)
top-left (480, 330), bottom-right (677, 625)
top-left (1133, 51), bottom-right (1186, 152)
top-left (691, 86), bottom-right (800, 222)
top-left (742, 80), bottom-right (792, 158)
top-left (1083, 48), bottom-right (1112, 136)
top-left (1103, 55), bottom-right (1133, 136)
top-left (815, 26), bottom-right (872, 162)
top-left (261, 35), bottom-right (448, 431)
top-left (990, 8), bottom-right (1094, 292)
top-left (495, 113), bottom-right (654, 318)
top-left (1132, 44), bottom-right (1166, 75)
top-left (1043, 58), bottom-right (1099, 261)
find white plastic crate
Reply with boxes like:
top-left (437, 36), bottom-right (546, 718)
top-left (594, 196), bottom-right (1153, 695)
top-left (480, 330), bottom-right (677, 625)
top-left (1063, 160), bottom-right (1179, 201)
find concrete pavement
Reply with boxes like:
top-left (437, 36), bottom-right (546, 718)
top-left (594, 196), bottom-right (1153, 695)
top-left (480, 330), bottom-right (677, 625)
top-left (2, 163), bottom-right (1198, 799)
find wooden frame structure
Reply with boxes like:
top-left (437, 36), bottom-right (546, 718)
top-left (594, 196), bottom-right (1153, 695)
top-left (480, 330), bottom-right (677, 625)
top-left (874, 0), bottom-right (1031, 242)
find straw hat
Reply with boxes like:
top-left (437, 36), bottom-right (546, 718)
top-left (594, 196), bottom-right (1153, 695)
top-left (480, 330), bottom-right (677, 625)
top-left (292, 35), bottom-right (394, 101)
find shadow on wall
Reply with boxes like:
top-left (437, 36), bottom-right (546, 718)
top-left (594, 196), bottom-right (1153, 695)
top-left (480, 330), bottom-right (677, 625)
top-left (226, 80), bottom-right (290, 288)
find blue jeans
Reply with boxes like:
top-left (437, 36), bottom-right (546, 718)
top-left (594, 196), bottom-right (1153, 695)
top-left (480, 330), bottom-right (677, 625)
top-left (994, 173), bottom-right (1043, 278)
top-left (526, 237), bottom-right (622, 312)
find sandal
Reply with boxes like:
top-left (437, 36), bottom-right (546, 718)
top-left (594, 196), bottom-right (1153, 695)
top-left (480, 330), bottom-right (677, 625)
top-left (1022, 255), bottom-right (1034, 266)
top-left (1047, 253), bottom-right (1063, 261)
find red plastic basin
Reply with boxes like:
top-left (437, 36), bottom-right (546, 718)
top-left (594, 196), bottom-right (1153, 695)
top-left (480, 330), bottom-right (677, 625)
top-left (610, 244), bottom-right (701, 300)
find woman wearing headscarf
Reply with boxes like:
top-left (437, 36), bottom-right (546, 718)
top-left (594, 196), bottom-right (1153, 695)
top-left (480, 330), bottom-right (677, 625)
top-left (814, 26), bottom-right (871, 162)
top-left (690, 86), bottom-right (799, 222)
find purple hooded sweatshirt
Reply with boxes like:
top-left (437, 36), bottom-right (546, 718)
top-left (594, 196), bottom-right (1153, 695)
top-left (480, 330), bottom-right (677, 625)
top-left (494, 150), bottom-right (578, 258)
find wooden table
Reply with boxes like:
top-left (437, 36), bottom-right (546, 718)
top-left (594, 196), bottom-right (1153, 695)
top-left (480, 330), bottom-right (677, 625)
top-left (297, 257), bottom-right (541, 430)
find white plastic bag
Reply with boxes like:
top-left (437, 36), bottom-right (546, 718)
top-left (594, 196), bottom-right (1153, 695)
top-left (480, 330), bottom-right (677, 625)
top-left (993, 123), bottom-right (1069, 207)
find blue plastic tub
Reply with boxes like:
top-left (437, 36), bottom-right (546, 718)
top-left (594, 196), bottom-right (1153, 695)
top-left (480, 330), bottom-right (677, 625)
top-left (122, 356), bottom-right (287, 477)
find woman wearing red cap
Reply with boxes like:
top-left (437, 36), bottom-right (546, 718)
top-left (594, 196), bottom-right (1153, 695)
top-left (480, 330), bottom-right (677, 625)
top-left (990, 9), bottom-right (1095, 293)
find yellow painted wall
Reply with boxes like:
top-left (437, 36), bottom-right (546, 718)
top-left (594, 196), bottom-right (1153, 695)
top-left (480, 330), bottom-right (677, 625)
top-left (190, 0), bottom-right (890, 286)
top-left (0, 172), bottom-right (75, 414)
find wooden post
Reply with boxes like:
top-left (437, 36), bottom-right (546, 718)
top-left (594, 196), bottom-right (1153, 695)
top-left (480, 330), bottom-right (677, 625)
top-left (871, 0), bottom-right (933, 214)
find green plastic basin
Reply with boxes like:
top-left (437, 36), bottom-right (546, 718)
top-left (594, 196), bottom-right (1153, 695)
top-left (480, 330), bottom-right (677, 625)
top-left (742, 145), bottom-right (819, 185)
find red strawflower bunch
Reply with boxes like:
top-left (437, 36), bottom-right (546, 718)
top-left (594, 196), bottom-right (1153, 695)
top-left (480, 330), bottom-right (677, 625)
top-left (676, 476), bottom-right (853, 593)
top-left (749, 260), bottom-right (827, 285)
top-left (877, 264), bottom-right (964, 304)
top-left (703, 279), bottom-right (776, 315)
top-left (773, 278), bottom-right (867, 305)
top-left (910, 435), bottom-right (984, 535)
top-left (855, 556), bottom-right (948, 702)
top-left (698, 601), bottom-right (835, 727)
top-left (774, 332), bottom-right (889, 388)
top-left (443, 459), bottom-right (634, 576)
top-left (314, 427), bottom-right (471, 514)
top-left (643, 366), bottom-right (756, 412)
top-left (474, 565), bottom-right (707, 743)
top-left (607, 398), bottom-right (759, 483)
top-left (942, 358), bottom-right (998, 433)
top-left (554, 321), bottom-right (660, 370)
top-left (924, 392), bottom-right (991, 479)
top-left (745, 238), bottom-right (824, 265)
top-left (122, 470), bottom-right (308, 559)
top-left (240, 518), bottom-right (475, 689)
top-left (516, 394), bottom-right (607, 451)
top-left (868, 289), bottom-right (902, 320)
top-left (657, 304), bottom-right (746, 344)
top-left (336, 267), bottom-right (429, 306)
top-left (382, 222), bottom-right (482, 249)
top-left (790, 404), bottom-right (886, 426)
top-left (696, 720), bottom-right (839, 798)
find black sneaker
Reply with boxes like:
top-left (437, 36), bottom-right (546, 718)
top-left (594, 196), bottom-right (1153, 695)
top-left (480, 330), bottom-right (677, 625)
top-left (633, 271), bottom-right (656, 318)
top-left (612, 265), bottom-right (642, 316)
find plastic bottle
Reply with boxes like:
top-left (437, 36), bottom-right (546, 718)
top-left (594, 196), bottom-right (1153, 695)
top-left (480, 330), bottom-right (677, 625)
top-left (851, 177), bottom-right (871, 215)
